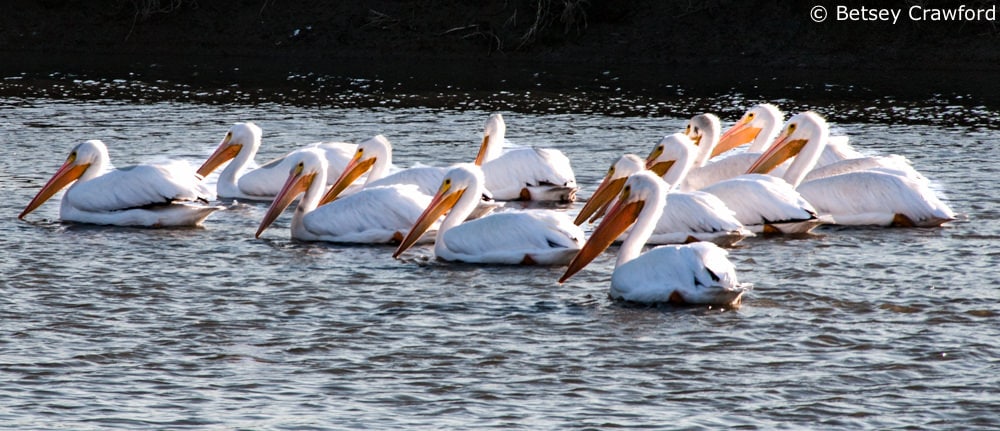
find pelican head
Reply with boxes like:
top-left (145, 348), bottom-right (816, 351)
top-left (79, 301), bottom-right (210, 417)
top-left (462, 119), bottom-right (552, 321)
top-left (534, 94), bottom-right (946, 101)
top-left (683, 113), bottom-right (721, 167)
top-left (685, 113), bottom-right (720, 149)
top-left (197, 122), bottom-right (262, 178)
top-left (560, 171), bottom-right (665, 283)
top-left (574, 154), bottom-right (644, 225)
top-left (746, 111), bottom-right (828, 185)
top-left (320, 134), bottom-right (391, 205)
top-left (644, 133), bottom-right (696, 187)
top-left (255, 149), bottom-right (325, 238)
top-left (474, 113), bottom-right (506, 166)
top-left (716, 103), bottom-right (783, 156)
top-left (393, 163), bottom-right (481, 258)
top-left (20, 140), bottom-right (109, 220)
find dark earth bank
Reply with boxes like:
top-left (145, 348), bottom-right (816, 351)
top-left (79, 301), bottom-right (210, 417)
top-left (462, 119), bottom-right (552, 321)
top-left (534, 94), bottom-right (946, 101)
top-left (3, 1), bottom-right (1000, 115)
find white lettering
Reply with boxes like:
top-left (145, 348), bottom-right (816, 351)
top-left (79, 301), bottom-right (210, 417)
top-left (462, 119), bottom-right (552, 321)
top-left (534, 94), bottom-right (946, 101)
top-left (833, 5), bottom-right (998, 24)
top-left (910, 5), bottom-right (997, 22)
top-left (836, 6), bottom-right (903, 24)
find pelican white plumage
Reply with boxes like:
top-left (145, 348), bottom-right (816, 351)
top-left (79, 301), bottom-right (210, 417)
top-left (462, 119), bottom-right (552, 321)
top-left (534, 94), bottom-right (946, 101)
top-left (681, 104), bottom-right (874, 191)
top-left (710, 106), bottom-right (924, 184)
top-left (646, 133), bottom-right (822, 234)
top-left (747, 112), bottom-right (955, 227)
top-left (19, 140), bottom-right (221, 227)
top-left (393, 163), bottom-right (584, 265)
top-left (575, 149), bottom-right (751, 247)
top-left (319, 134), bottom-right (447, 204)
top-left (197, 122), bottom-right (357, 201)
top-left (319, 134), bottom-right (499, 221)
top-left (679, 106), bottom-right (785, 191)
top-left (559, 171), bottom-right (750, 307)
top-left (475, 113), bottom-right (578, 202)
top-left (255, 148), bottom-right (434, 243)
top-left (802, 153), bottom-right (927, 184)
top-left (813, 135), bottom-right (867, 167)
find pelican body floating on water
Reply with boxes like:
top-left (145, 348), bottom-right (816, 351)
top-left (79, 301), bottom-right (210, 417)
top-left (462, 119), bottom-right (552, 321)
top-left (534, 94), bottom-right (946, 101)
top-left (20, 140), bottom-right (220, 227)
top-left (475, 113), bottom-right (578, 202)
top-left (320, 134), bottom-right (447, 203)
top-left (394, 163), bottom-right (584, 265)
top-left (561, 171), bottom-right (749, 307)
top-left (575, 149), bottom-right (750, 247)
top-left (646, 131), bottom-right (823, 234)
top-left (320, 134), bottom-right (499, 221)
top-left (255, 148), bottom-right (434, 244)
top-left (747, 112), bottom-right (956, 227)
top-left (680, 106), bottom-right (785, 191)
top-left (198, 122), bottom-right (357, 201)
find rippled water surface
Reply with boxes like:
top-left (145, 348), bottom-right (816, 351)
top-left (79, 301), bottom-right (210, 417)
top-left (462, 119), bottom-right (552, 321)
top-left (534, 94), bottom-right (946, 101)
top-left (1, 75), bottom-right (998, 430)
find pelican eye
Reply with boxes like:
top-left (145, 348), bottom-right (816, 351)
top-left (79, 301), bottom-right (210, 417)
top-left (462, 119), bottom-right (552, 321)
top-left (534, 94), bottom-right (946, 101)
top-left (443, 179), bottom-right (451, 187)
top-left (787, 124), bottom-right (797, 133)
top-left (684, 125), bottom-right (691, 134)
top-left (658, 145), bottom-right (664, 152)
top-left (226, 131), bottom-right (232, 138)
top-left (693, 126), bottom-right (700, 134)
top-left (747, 113), bottom-right (755, 120)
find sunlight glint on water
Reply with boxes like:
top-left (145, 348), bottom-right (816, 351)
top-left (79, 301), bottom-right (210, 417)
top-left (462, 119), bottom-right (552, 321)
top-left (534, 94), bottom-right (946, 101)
top-left (1, 88), bottom-right (998, 430)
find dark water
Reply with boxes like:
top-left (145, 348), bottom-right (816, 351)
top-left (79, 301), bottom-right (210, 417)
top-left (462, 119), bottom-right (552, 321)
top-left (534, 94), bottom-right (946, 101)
top-left (1, 75), bottom-right (998, 430)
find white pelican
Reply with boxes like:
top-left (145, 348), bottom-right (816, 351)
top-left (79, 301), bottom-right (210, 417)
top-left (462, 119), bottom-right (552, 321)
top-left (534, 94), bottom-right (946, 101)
top-left (747, 112), bottom-right (956, 227)
top-left (20, 140), bottom-right (220, 227)
top-left (647, 133), bottom-right (822, 234)
top-left (197, 122), bottom-right (357, 201)
top-left (393, 163), bottom-right (584, 265)
top-left (320, 134), bottom-right (499, 220)
top-left (575, 150), bottom-right (751, 247)
top-left (682, 104), bottom-right (871, 190)
top-left (475, 113), bottom-right (578, 202)
top-left (802, 153), bottom-right (927, 184)
top-left (255, 148), bottom-right (434, 243)
top-left (711, 103), bottom-right (865, 166)
top-left (559, 171), bottom-right (750, 307)
top-left (319, 134), bottom-right (447, 203)
top-left (679, 107), bottom-right (784, 191)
